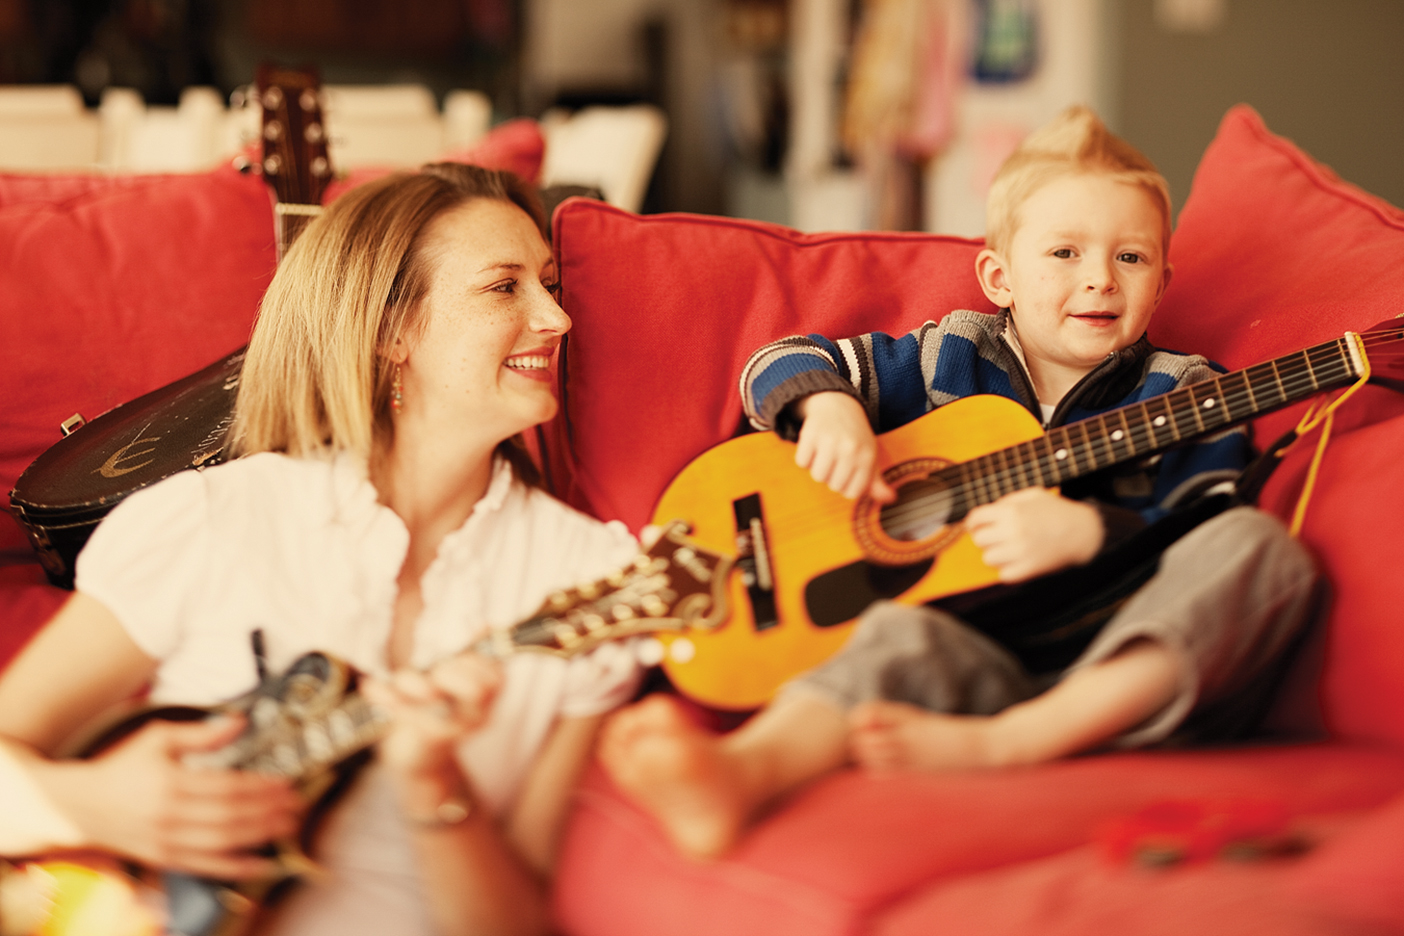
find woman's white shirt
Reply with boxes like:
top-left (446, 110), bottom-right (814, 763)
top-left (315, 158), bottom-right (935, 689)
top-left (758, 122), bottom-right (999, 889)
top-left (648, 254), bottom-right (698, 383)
top-left (75, 451), bottom-right (642, 935)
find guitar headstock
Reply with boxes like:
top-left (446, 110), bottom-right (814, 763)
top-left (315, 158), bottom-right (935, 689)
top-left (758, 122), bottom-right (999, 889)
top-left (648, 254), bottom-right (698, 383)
top-left (255, 63), bottom-right (332, 258)
top-left (499, 522), bottom-right (735, 659)
top-left (1361, 316), bottom-right (1404, 389)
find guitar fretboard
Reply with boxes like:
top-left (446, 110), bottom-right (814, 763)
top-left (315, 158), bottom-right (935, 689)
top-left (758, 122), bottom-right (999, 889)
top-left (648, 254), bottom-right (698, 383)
top-left (882, 333), bottom-right (1362, 532)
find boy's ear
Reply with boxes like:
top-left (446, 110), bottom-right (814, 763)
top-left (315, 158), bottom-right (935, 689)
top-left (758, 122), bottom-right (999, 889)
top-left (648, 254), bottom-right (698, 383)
top-left (975, 248), bottom-right (1014, 309)
top-left (1156, 263), bottom-right (1174, 305)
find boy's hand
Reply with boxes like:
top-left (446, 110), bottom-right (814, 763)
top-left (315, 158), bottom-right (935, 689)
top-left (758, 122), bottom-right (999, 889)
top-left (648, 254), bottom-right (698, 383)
top-left (965, 488), bottom-right (1104, 583)
top-left (794, 392), bottom-right (896, 502)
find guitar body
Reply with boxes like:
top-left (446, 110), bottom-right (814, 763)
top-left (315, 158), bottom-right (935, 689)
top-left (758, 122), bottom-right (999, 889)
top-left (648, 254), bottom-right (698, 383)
top-left (652, 394), bottom-right (1045, 709)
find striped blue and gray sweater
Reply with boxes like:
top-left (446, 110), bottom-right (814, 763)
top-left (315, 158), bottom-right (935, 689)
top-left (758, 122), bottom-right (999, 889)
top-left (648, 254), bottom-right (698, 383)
top-left (739, 309), bottom-right (1252, 538)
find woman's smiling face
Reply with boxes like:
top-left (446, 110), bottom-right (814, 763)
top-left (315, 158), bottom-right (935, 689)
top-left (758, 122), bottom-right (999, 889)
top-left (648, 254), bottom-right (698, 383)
top-left (398, 197), bottom-right (569, 445)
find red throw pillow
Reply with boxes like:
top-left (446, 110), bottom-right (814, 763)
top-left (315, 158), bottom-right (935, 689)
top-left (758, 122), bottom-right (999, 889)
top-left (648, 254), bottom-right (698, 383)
top-left (1153, 105), bottom-right (1404, 748)
top-left (0, 164), bottom-right (275, 532)
top-left (546, 201), bottom-right (996, 532)
top-left (1151, 104), bottom-right (1404, 447)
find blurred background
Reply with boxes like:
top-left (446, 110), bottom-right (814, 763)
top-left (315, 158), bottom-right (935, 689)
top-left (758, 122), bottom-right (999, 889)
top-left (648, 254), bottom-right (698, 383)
top-left (0, 0), bottom-right (1399, 234)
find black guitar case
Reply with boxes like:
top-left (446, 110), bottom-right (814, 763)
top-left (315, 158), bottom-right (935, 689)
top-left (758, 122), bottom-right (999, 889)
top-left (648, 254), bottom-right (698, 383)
top-left (9, 347), bottom-right (245, 588)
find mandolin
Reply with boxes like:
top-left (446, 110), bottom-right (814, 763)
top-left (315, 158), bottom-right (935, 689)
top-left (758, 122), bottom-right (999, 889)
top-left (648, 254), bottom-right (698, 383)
top-left (648, 318), bottom-right (1404, 710)
top-left (0, 522), bottom-right (730, 936)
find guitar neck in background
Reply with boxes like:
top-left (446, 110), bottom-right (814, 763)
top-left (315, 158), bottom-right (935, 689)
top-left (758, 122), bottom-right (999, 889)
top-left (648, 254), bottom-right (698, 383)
top-left (255, 63), bottom-right (332, 262)
top-left (924, 331), bottom-right (1373, 523)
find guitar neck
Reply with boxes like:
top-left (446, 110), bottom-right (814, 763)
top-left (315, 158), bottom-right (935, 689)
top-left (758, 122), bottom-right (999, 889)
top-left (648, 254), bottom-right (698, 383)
top-left (256, 64), bottom-right (331, 263)
top-left (943, 333), bottom-right (1365, 516)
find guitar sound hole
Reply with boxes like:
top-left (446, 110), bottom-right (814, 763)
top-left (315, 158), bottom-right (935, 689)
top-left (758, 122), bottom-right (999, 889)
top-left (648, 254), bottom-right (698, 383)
top-left (878, 478), bottom-right (953, 541)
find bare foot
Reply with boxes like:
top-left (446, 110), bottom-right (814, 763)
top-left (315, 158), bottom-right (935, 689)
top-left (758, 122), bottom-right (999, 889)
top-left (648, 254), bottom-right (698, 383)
top-left (598, 695), bottom-right (753, 859)
top-left (848, 700), bottom-right (1000, 772)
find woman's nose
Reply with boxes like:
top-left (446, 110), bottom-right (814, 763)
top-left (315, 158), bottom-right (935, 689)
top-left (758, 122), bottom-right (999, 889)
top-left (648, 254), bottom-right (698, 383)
top-left (531, 286), bottom-right (572, 334)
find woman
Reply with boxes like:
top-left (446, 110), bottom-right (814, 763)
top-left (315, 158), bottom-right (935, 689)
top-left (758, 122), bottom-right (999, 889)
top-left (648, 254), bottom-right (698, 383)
top-left (0, 165), bottom-right (640, 935)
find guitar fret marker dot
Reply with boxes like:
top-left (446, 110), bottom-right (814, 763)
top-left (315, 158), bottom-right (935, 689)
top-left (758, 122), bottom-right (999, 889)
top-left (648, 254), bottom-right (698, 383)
top-left (668, 637), bottom-right (696, 663)
top-left (1153, 416), bottom-right (1167, 427)
top-left (1054, 449), bottom-right (1068, 460)
top-left (1111, 430), bottom-right (1125, 441)
top-left (1203, 398), bottom-right (1216, 408)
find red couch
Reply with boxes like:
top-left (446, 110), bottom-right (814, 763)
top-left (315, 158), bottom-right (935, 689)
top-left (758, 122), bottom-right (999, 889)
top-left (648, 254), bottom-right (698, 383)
top-left (543, 106), bottom-right (1404, 936)
top-left (3, 106), bottom-right (1403, 934)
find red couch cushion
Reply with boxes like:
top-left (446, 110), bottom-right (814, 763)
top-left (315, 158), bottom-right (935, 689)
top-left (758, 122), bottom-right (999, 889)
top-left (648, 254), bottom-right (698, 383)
top-left (0, 163), bottom-right (273, 662)
top-left (547, 204), bottom-right (996, 532)
top-left (1288, 788), bottom-right (1404, 930)
top-left (1150, 104), bottom-right (1404, 447)
top-left (874, 787), bottom-right (1404, 936)
top-left (0, 164), bottom-right (276, 526)
top-left (554, 743), bottom-right (1404, 936)
top-left (1257, 413), bottom-right (1404, 749)
top-left (1151, 105), bottom-right (1404, 750)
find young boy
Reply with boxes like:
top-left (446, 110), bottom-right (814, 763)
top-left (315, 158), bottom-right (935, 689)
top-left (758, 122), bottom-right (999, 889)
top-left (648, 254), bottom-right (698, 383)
top-left (599, 107), bottom-right (1318, 860)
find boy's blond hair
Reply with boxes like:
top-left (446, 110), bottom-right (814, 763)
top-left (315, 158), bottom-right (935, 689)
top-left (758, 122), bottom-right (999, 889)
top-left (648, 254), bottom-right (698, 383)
top-left (984, 106), bottom-right (1171, 257)
top-left (231, 163), bottom-right (547, 482)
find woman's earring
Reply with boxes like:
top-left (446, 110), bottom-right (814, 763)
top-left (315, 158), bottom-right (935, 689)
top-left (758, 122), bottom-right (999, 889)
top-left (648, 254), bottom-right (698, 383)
top-left (391, 364), bottom-right (403, 414)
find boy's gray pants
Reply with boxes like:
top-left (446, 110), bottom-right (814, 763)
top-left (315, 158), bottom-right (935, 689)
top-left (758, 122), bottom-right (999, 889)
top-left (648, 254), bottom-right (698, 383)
top-left (785, 507), bottom-right (1319, 748)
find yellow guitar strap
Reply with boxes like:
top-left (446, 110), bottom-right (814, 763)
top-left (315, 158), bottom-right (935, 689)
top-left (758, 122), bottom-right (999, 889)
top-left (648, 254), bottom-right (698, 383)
top-left (1280, 331), bottom-right (1371, 537)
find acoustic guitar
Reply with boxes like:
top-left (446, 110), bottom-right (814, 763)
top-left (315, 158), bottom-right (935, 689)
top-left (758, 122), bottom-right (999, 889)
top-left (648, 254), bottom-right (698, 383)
top-left (648, 318), bottom-right (1404, 710)
top-left (1, 522), bottom-right (730, 936)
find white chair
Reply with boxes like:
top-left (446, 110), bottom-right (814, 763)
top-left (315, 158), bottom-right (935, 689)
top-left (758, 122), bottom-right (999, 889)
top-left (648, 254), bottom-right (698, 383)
top-left (0, 85), bottom-right (100, 171)
top-left (442, 90), bottom-right (494, 151)
top-left (320, 84), bottom-right (444, 169)
top-left (99, 86), bottom-right (229, 172)
top-left (539, 104), bottom-right (668, 213)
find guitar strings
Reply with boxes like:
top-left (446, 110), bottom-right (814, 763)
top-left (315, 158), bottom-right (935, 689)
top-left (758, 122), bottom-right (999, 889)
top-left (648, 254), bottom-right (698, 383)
top-left (752, 328), bottom-right (1402, 545)
top-left (871, 340), bottom-right (1365, 537)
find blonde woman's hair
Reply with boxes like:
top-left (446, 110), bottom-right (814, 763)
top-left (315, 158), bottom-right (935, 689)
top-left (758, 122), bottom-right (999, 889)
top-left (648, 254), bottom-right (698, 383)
top-left (984, 106), bottom-right (1171, 257)
top-left (231, 163), bottom-right (547, 482)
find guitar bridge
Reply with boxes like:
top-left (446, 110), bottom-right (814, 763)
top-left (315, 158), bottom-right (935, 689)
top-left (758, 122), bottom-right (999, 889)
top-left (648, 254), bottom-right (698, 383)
top-left (733, 494), bottom-right (778, 631)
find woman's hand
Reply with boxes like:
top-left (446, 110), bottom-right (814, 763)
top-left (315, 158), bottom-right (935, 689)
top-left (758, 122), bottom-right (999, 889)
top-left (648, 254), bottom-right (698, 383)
top-left (965, 488), bottom-right (1105, 583)
top-left (362, 655), bottom-right (502, 783)
top-left (44, 715), bottom-right (304, 880)
top-left (793, 392), bottom-right (896, 502)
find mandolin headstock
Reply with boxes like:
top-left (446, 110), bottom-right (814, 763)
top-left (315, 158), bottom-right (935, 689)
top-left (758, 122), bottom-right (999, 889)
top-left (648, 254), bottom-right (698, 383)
top-left (496, 522), bottom-right (735, 659)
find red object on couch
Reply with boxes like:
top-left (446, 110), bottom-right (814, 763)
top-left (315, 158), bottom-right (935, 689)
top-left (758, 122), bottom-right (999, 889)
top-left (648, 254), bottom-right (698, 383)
top-left (545, 105), bottom-right (1404, 934)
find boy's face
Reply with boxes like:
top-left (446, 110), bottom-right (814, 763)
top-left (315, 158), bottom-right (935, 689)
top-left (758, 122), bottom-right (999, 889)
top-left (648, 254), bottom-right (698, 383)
top-left (976, 174), bottom-right (1171, 399)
